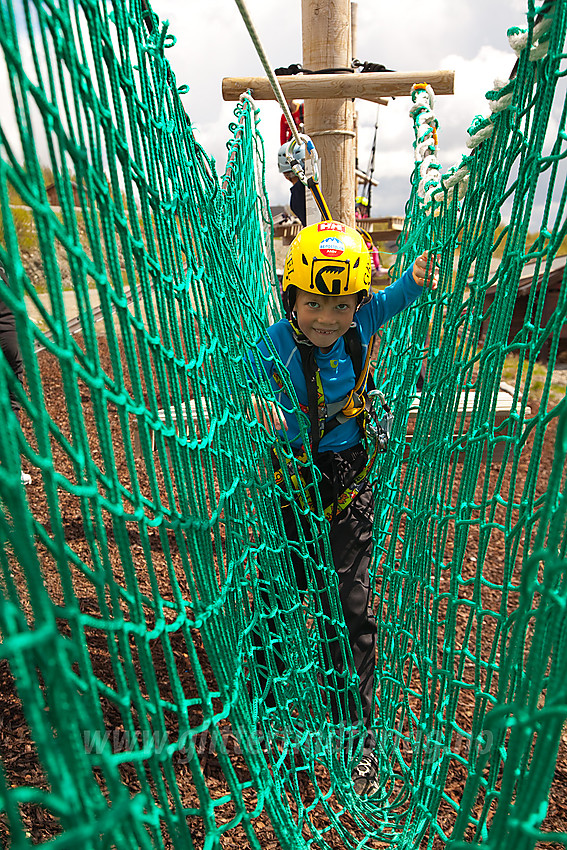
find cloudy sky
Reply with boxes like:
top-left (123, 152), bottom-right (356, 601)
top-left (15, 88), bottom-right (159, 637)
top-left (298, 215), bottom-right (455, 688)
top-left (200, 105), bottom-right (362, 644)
top-left (150, 0), bottom-right (529, 216)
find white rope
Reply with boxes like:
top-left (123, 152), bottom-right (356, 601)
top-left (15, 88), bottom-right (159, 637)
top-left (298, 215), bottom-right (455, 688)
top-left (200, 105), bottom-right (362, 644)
top-left (410, 84), bottom-right (442, 207)
top-left (507, 5), bottom-right (555, 61)
top-left (486, 78), bottom-right (515, 114)
top-left (233, 0), bottom-right (304, 149)
top-left (409, 2), bottom-right (557, 213)
top-left (221, 93), bottom-right (260, 192)
top-left (440, 75), bottom-right (515, 200)
top-left (233, 0), bottom-right (328, 197)
top-left (238, 91), bottom-right (256, 110)
top-left (309, 129), bottom-right (357, 138)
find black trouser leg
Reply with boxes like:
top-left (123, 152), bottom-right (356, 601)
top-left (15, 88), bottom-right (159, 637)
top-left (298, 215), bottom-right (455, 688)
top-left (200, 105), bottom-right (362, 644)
top-left (256, 446), bottom-right (377, 753)
top-left (326, 477), bottom-right (376, 755)
top-left (0, 326), bottom-right (24, 419)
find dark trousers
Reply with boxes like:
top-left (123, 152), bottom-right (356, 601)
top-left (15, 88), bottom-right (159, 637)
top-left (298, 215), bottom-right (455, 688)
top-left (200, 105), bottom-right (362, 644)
top-left (0, 325), bottom-right (24, 418)
top-left (255, 443), bottom-right (377, 754)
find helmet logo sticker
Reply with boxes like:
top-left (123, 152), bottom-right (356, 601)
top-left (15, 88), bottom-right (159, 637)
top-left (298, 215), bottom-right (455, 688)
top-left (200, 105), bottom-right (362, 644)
top-left (311, 260), bottom-right (350, 295)
top-left (318, 221), bottom-right (346, 233)
top-left (319, 237), bottom-right (345, 258)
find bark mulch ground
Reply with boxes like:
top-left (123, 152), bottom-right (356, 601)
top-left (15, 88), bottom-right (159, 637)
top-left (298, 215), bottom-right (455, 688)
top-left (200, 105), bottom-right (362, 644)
top-left (0, 336), bottom-right (565, 848)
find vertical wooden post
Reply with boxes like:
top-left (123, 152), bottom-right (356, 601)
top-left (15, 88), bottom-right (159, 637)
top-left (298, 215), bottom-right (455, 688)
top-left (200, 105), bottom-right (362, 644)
top-left (302, 0), bottom-right (355, 227)
top-left (351, 1), bottom-right (358, 61)
top-left (351, 1), bottom-right (359, 205)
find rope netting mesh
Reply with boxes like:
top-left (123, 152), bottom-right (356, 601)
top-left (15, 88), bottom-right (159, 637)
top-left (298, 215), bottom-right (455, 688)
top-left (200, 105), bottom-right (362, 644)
top-left (0, 0), bottom-right (565, 848)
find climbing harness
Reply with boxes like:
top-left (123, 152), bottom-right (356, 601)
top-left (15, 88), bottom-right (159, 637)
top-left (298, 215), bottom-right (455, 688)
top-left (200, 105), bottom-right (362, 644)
top-left (292, 324), bottom-right (393, 456)
top-left (272, 322), bottom-right (394, 521)
top-left (273, 442), bottom-right (378, 522)
top-left (293, 324), bottom-right (372, 449)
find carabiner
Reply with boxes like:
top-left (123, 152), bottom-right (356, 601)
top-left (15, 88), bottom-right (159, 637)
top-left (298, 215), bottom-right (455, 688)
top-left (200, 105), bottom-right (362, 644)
top-left (285, 133), bottom-right (320, 186)
top-left (365, 390), bottom-right (393, 453)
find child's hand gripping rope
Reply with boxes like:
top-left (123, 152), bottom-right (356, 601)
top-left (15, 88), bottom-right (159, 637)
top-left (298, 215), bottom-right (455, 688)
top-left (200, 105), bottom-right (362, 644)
top-left (412, 251), bottom-right (438, 288)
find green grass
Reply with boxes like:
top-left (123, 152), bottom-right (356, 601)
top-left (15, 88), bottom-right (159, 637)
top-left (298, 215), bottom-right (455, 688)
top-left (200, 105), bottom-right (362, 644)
top-left (492, 227), bottom-right (567, 260)
top-left (502, 353), bottom-right (566, 408)
top-left (0, 206), bottom-right (39, 253)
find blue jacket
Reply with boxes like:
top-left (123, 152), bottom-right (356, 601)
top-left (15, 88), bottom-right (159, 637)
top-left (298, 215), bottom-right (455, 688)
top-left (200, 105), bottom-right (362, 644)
top-left (252, 265), bottom-right (423, 452)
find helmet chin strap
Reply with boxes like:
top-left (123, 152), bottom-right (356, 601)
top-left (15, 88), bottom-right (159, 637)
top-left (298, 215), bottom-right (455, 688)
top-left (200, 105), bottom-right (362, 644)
top-left (289, 313), bottom-right (311, 345)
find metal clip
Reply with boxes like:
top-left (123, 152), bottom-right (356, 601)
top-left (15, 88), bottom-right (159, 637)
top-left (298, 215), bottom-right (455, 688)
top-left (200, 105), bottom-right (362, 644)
top-left (286, 134), bottom-right (320, 186)
top-left (365, 390), bottom-right (393, 453)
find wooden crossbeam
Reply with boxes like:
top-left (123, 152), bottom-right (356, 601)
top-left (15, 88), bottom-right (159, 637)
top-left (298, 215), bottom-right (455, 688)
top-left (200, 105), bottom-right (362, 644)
top-left (222, 70), bottom-right (454, 102)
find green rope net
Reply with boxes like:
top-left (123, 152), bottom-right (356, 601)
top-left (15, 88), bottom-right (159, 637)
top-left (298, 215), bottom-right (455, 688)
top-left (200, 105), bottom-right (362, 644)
top-left (0, 0), bottom-right (565, 847)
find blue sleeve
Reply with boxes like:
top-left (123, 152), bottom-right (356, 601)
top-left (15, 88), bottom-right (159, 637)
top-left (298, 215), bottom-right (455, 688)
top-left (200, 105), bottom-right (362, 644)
top-left (245, 320), bottom-right (291, 393)
top-left (365, 264), bottom-right (424, 332)
top-left (245, 335), bottom-right (274, 387)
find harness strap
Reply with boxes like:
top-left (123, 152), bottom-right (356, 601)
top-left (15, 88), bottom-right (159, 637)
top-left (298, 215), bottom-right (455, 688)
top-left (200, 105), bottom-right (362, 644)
top-left (295, 340), bottom-right (324, 454)
top-left (294, 324), bottom-right (376, 454)
top-left (273, 444), bottom-right (378, 521)
top-left (338, 325), bottom-right (375, 419)
top-left (285, 321), bottom-right (380, 515)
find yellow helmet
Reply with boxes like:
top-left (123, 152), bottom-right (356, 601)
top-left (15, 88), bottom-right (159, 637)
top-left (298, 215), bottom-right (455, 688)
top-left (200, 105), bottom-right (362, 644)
top-left (282, 221), bottom-right (371, 310)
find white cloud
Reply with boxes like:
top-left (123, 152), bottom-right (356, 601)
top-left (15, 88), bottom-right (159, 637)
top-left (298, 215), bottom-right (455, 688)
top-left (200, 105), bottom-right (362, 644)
top-left (152, 0), bottom-right (528, 216)
top-left (0, 0), bottom-right (538, 219)
top-left (329, 43), bottom-right (519, 215)
top-left (429, 46), bottom-right (517, 161)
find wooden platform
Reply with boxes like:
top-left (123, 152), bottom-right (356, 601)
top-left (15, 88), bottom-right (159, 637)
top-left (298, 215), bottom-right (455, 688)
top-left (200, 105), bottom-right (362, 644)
top-left (273, 219), bottom-right (301, 244)
top-left (360, 216), bottom-right (404, 243)
top-left (271, 215), bottom-right (405, 247)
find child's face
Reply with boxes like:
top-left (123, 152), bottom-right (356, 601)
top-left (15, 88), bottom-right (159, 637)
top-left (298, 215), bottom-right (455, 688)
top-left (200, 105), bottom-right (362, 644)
top-left (294, 289), bottom-right (358, 351)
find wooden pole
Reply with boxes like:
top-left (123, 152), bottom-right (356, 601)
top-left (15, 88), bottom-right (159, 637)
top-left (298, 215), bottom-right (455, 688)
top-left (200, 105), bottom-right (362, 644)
top-left (221, 69), bottom-right (455, 101)
top-left (352, 1), bottom-right (359, 208)
top-left (301, 0), bottom-right (355, 226)
top-left (351, 1), bottom-right (358, 63)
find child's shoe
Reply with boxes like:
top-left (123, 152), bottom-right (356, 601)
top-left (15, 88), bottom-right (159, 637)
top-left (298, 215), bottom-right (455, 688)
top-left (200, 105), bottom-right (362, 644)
top-left (351, 749), bottom-right (380, 796)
